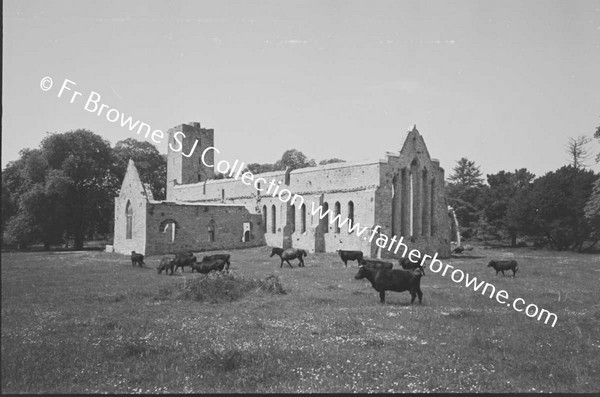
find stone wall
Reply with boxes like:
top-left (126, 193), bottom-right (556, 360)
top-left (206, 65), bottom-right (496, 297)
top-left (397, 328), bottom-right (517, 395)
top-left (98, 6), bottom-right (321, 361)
top-left (373, 129), bottom-right (451, 259)
top-left (113, 160), bottom-right (149, 255)
top-left (145, 202), bottom-right (265, 256)
top-left (163, 122), bottom-right (451, 258)
top-left (167, 122), bottom-right (215, 200)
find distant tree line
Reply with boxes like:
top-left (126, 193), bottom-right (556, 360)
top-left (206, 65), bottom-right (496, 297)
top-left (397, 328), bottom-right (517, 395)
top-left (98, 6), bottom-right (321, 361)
top-left (446, 123), bottom-right (600, 252)
top-left (214, 149), bottom-right (345, 178)
top-left (1, 129), bottom-right (345, 249)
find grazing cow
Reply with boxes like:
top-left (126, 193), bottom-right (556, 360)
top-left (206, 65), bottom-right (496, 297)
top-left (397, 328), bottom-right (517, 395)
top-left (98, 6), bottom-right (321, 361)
top-left (192, 258), bottom-right (229, 274)
top-left (452, 246), bottom-right (465, 254)
top-left (201, 254), bottom-right (231, 273)
top-left (488, 260), bottom-right (519, 277)
top-left (157, 256), bottom-right (175, 275)
top-left (358, 258), bottom-right (394, 271)
top-left (270, 247), bottom-right (307, 268)
top-left (337, 250), bottom-right (364, 267)
top-left (399, 256), bottom-right (420, 270)
top-left (355, 265), bottom-right (425, 304)
top-left (131, 251), bottom-right (145, 267)
top-left (173, 252), bottom-right (197, 273)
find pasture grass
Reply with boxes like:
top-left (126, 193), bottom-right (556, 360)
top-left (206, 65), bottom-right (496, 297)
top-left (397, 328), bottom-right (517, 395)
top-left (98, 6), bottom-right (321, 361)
top-left (1, 245), bottom-right (599, 393)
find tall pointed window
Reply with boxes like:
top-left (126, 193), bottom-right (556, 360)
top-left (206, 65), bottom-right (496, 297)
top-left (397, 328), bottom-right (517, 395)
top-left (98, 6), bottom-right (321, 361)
top-left (300, 204), bottom-right (307, 233)
top-left (322, 202), bottom-right (329, 233)
top-left (262, 205), bottom-right (267, 233)
top-left (348, 201), bottom-right (354, 233)
top-left (290, 205), bottom-right (296, 233)
top-left (334, 202), bottom-right (341, 233)
top-left (126, 201), bottom-right (133, 239)
top-left (208, 219), bottom-right (216, 242)
top-left (271, 205), bottom-right (277, 233)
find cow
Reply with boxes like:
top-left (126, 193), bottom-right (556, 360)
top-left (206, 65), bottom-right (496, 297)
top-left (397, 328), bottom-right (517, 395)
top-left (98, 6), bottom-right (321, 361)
top-left (131, 251), bottom-right (145, 267)
top-left (173, 252), bottom-right (197, 273)
top-left (157, 256), bottom-right (175, 275)
top-left (452, 246), bottom-right (465, 254)
top-left (358, 258), bottom-right (394, 271)
top-left (337, 250), bottom-right (364, 267)
top-left (192, 257), bottom-right (229, 274)
top-left (270, 247), bottom-right (307, 268)
top-left (399, 256), bottom-right (421, 270)
top-left (488, 260), bottom-right (519, 277)
top-left (201, 254), bottom-right (231, 273)
top-left (355, 265), bottom-right (425, 304)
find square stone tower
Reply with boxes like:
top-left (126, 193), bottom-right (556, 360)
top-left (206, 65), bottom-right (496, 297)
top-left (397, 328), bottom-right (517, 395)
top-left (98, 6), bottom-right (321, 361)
top-left (166, 122), bottom-right (215, 200)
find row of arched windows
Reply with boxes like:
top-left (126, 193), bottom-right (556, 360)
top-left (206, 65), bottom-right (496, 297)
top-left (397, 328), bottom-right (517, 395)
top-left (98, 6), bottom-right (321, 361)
top-left (261, 201), bottom-right (355, 234)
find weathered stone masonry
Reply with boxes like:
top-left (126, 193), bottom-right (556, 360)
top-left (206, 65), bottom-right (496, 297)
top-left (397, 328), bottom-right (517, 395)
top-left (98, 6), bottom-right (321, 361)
top-left (114, 159), bottom-right (265, 255)
top-left (114, 122), bottom-right (451, 257)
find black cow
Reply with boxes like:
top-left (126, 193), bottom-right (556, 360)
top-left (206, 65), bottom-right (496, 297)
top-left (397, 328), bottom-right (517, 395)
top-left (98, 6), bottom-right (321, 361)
top-left (270, 247), bottom-right (307, 268)
top-left (173, 252), bottom-right (197, 273)
top-left (488, 260), bottom-right (519, 277)
top-left (399, 256), bottom-right (425, 275)
top-left (131, 251), bottom-right (145, 267)
top-left (337, 250), bottom-right (364, 267)
top-left (358, 258), bottom-right (394, 270)
top-left (355, 265), bottom-right (425, 304)
top-left (157, 256), bottom-right (175, 275)
top-left (192, 258), bottom-right (229, 274)
top-left (201, 254), bottom-right (231, 273)
top-left (452, 246), bottom-right (465, 254)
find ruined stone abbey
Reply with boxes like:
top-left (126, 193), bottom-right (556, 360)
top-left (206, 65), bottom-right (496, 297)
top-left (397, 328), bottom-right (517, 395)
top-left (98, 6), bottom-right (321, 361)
top-left (113, 122), bottom-right (452, 258)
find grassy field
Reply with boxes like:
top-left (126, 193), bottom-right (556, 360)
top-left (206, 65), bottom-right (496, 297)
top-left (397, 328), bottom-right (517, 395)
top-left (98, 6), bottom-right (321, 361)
top-left (2, 245), bottom-right (599, 393)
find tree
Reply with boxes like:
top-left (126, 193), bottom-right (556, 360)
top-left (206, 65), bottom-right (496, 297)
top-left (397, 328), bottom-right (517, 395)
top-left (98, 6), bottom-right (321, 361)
top-left (244, 150), bottom-right (320, 175)
top-left (446, 157), bottom-right (487, 230)
top-left (244, 163), bottom-right (277, 175)
top-left (594, 123), bottom-right (600, 163)
top-left (274, 149), bottom-right (316, 171)
top-left (2, 149), bottom-right (71, 249)
top-left (485, 168), bottom-right (536, 246)
top-left (566, 135), bottom-right (591, 169)
top-left (319, 158), bottom-right (346, 165)
top-left (447, 157), bottom-right (484, 187)
top-left (112, 138), bottom-right (167, 200)
top-left (523, 166), bottom-right (597, 251)
top-left (40, 129), bottom-right (114, 249)
top-left (1, 182), bottom-right (15, 243)
top-left (584, 176), bottom-right (600, 249)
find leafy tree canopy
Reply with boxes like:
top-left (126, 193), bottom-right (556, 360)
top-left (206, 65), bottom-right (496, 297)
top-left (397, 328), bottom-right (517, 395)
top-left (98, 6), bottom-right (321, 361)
top-left (112, 138), bottom-right (167, 200)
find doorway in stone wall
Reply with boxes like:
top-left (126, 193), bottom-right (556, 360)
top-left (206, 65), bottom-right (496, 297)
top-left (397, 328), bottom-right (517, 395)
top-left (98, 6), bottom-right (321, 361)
top-left (242, 222), bottom-right (251, 242)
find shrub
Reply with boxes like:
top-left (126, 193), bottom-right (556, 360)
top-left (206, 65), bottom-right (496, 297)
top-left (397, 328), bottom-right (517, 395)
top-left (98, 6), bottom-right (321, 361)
top-left (160, 272), bottom-right (286, 303)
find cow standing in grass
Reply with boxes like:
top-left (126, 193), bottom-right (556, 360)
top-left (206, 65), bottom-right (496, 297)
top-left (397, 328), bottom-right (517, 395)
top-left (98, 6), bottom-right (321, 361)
top-left (157, 256), bottom-right (175, 275)
top-left (201, 254), bottom-right (231, 273)
top-left (173, 252), bottom-right (197, 273)
top-left (270, 247), bottom-right (307, 268)
top-left (358, 258), bottom-right (394, 271)
top-left (337, 250), bottom-right (364, 267)
top-left (131, 251), bottom-right (145, 267)
top-left (488, 260), bottom-right (519, 277)
top-left (355, 265), bottom-right (425, 304)
top-left (192, 258), bottom-right (229, 274)
top-left (399, 256), bottom-right (421, 271)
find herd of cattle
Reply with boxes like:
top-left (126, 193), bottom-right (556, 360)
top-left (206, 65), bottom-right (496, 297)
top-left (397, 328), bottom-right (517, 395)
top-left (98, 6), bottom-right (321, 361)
top-left (129, 248), bottom-right (519, 304)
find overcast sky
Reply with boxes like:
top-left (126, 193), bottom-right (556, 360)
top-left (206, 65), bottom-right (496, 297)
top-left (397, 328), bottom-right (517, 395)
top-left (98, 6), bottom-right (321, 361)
top-left (3, 0), bottom-right (600, 178)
